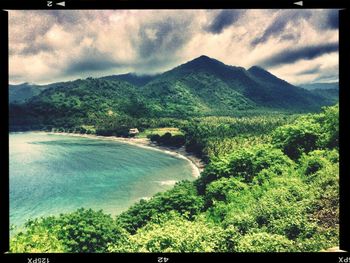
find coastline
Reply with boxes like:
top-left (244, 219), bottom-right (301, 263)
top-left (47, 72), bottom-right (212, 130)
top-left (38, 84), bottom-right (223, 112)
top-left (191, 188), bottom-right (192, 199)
top-left (30, 131), bottom-right (205, 178)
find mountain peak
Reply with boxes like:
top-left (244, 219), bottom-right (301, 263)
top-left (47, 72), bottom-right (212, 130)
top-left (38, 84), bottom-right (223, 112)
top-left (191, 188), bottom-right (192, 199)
top-left (187, 55), bottom-right (221, 65)
top-left (248, 65), bottom-right (269, 73)
top-left (194, 55), bottom-right (213, 61)
top-left (176, 55), bottom-right (227, 73)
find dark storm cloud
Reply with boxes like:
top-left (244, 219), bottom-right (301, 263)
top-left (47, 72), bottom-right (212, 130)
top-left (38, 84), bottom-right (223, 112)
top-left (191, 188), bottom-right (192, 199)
top-left (206, 10), bottom-right (245, 34)
top-left (19, 42), bottom-right (54, 56)
top-left (130, 56), bottom-right (181, 74)
top-left (64, 49), bottom-right (120, 74)
top-left (251, 10), bottom-right (311, 46)
top-left (296, 65), bottom-right (321, 75)
top-left (47, 10), bottom-right (84, 25)
top-left (258, 43), bottom-right (338, 68)
top-left (137, 18), bottom-right (193, 59)
top-left (46, 10), bottom-right (105, 26)
top-left (280, 32), bottom-right (301, 42)
top-left (312, 68), bottom-right (339, 82)
top-left (324, 10), bottom-right (339, 30)
top-left (309, 10), bottom-right (339, 31)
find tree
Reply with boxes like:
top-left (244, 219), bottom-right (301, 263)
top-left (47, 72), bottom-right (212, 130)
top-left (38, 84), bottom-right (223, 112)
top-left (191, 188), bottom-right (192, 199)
top-left (236, 232), bottom-right (294, 252)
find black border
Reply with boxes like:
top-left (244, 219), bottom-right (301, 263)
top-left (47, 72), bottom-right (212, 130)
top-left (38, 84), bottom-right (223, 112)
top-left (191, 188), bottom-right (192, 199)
top-left (1, 1), bottom-right (349, 263)
top-left (0, 0), bottom-right (347, 9)
top-left (0, 8), bottom-right (9, 257)
top-left (339, 7), bottom-right (350, 255)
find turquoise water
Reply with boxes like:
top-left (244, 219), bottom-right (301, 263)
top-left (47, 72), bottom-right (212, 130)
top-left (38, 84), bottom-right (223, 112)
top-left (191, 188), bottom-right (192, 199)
top-left (9, 132), bottom-right (194, 227)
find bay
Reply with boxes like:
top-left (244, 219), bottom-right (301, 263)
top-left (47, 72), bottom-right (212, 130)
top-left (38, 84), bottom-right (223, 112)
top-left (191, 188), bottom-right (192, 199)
top-left (9, 132), bottom-right (194, 227)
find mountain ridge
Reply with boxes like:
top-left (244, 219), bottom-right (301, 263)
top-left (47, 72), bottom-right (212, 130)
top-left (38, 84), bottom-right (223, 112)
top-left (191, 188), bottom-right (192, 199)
top-left (9, 55), bottom-right (338, 129)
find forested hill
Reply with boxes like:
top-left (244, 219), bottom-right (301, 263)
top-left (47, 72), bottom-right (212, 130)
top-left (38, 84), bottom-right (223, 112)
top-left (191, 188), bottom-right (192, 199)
top-left (9, 56), bottom-right (337, 130)
top-left (100, 73), bottom-right (158, 87)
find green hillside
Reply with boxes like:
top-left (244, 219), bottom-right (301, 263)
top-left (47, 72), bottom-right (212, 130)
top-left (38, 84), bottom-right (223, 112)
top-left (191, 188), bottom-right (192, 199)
top-left (100, 73), bottom-right (158, 87)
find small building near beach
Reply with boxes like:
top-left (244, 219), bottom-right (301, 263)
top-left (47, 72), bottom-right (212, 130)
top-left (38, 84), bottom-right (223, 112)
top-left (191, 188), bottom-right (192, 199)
top-left (129, 128), bottom-right (139, 136)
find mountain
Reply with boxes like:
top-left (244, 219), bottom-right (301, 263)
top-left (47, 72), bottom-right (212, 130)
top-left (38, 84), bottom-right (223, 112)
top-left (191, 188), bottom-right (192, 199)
top-left (139, 56), bottom-right (332, 114)
top-left (9, 55), bottom-right (337, 130)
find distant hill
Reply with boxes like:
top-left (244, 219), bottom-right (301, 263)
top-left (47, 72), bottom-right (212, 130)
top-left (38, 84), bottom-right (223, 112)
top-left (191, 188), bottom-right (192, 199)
top-left (9, 81), bottom-right (75, 103)
top-left (298, 82), bottom-right (339, 104)
top-left (299, 82), bottom-right (339, 90)
top-left (9, 83), bottom-right (44, 103)
top-left (9, 55), bottom-right (338, 129)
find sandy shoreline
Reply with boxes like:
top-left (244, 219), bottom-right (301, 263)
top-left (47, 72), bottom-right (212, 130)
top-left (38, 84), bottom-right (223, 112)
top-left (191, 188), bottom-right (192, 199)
top-left (31, 131), bottom-right (205, 178)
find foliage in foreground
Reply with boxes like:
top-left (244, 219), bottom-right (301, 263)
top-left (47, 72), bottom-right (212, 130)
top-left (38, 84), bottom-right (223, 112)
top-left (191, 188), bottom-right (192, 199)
top-left (10, 104), bottom-right (339, 253)
top-left (11, 209), bottom-right (128, 253)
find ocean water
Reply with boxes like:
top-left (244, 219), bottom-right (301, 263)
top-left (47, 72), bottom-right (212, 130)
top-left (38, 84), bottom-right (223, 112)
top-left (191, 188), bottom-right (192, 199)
top-left (9, 132), bottom-right (194, 227)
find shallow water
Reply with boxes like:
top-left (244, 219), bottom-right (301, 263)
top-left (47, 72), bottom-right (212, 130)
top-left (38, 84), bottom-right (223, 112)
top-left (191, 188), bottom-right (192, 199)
top-left (9, 132), bottom-right (194, 227)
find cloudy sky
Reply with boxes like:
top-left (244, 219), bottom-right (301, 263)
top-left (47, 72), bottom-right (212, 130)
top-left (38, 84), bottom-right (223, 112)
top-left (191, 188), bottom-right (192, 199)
top-left (9, 9), bottom-right (339, 85)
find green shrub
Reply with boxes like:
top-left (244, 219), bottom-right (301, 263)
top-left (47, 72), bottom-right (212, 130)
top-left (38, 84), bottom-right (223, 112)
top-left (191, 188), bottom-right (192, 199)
top-left (205, 177), bottom-right (248, 204)
top-left (253, 187), bottom-right (307, 227)
top-left (236, 232), bottom-right (294, 252)
top-left (10, 208), bottom-right (128, 253)
top-left (299, 149), bottom-right (338, 179)
top-left (54, 208), bottom-right (129, 252)
top-left (295, 228), bottom-right (339, 252)
top-left (316, 104), bottom-right (339, 149)
top-left (223, 212), bottom-right (258, 235)
top-left (10, 218), bottom-right (65, 253)
top-left (306, 161), bottom-right (339, 229)
top-left (169, 134), bottom-right (186, 147)
top-left (148, 133), bottom-right (185, 147)
top-left (206, 187), bottom-right (256, 225)
top-left (149, 134), bottom-right (160, 142)
top-left (269, 215), bottom-right (318, 240)
top-left (111, 213), bottom-right (231, 252)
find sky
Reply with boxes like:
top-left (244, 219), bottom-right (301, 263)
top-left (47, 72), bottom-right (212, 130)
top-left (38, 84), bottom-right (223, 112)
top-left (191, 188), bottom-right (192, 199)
top-left (9, 9), bottom-right (339, 85)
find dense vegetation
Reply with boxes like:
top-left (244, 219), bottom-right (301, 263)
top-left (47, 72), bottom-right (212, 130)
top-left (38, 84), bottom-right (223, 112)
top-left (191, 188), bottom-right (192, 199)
top-left (10, 104), bottom-right (339, 253)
